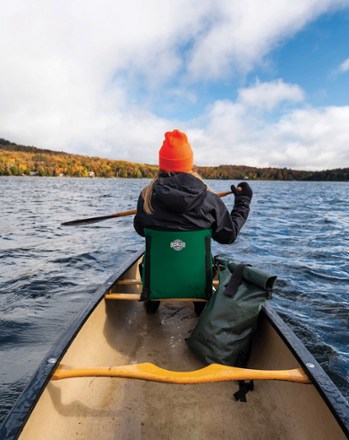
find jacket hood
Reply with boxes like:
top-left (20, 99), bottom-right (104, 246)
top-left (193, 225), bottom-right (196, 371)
top-left (153, 173), bottom-right (207, 213)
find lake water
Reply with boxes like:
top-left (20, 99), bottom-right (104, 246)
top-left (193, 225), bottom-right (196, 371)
top-left (0, 176), bottom-right (348, 425)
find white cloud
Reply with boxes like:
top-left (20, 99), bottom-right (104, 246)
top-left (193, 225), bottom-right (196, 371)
top-left (338, 57), bottom-right (349, 72)
top-left (190, 97), bottom-right (349, 170)
top-left (237, 79), bottom-right (305, 110)
top-left (1, 0), bottom-right (349, 170)
top-left (265, 106), bottom-right (349, 169)
top-left (187, 0), bottom-right (349, 78)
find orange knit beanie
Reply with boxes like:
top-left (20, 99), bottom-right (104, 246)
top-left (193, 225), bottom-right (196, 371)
top-left (159, 129), bottom-right (193, 172)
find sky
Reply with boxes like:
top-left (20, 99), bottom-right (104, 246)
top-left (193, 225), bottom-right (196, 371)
top-left (1, 0), bottom-right (349, 170)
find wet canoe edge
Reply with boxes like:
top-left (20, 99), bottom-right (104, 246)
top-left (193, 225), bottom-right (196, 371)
top-left (262, 303), bottom-right (349, 437)
top-left (1, 247), bottom-right (348, 439)
top-left (0, 248), bottom-right (145, 440)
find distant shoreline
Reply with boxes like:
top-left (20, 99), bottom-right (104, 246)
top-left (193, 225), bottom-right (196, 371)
top-left (1, 175), bottom-right (348, 183)
top-left (1, 139), bottom-right (348, 181)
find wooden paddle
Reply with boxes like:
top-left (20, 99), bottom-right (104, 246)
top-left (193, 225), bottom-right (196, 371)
top-left (61, 190), bottom-right (234, 226)
top-left (52, 362), bottom-right (311, 384)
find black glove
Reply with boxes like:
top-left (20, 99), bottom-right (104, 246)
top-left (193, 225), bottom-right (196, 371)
top-left (231, 182), bottom-right (253, 200)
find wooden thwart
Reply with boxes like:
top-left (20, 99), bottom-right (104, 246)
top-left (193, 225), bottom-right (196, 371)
top-left (105, 293), bottom-right (142, 301)
top-left (105, 277), bottom-right (219, 301)
top-left (105, 293), bottom-right (207, 302)
top-left (116, 279), bottom-right (142, 285)
top-left (114, 279), bottom-right (219, 286)
top-left (52, 362), bottom-right (311, 384)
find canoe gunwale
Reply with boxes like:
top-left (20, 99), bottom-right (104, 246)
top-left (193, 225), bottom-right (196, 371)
top-left (263, 303), bottom-right (349, 437)
top-left (0, 248), bottom-right (145, 440)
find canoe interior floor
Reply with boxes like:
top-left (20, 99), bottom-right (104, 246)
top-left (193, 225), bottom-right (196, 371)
top-left (19, 295), bottom-right (346, 439)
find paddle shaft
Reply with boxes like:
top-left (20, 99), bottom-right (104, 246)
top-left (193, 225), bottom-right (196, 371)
top-left (61, 189), bottom-right (235, 226)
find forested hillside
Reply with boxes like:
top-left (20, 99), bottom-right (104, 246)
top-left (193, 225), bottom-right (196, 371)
top-left (0, 139), bottom-right (157, 178)
top-left (0, 139), bottom-right (348, 181)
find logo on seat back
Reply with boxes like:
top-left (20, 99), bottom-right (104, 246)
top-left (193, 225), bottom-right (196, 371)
top-left (170, 239), bottom-right (186, 251)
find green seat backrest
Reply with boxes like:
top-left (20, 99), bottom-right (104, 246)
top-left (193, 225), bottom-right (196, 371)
top-left (142, 228), bottom-right (212, 300)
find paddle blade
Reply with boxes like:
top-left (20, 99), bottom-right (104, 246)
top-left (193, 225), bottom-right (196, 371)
top-left (61, 209), bottom-right (137, 226)
top-left (62, 216), bottom-right (114, 226)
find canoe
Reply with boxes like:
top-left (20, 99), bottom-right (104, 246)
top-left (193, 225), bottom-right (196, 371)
top-left (1, 248), bottom-right (349, 440)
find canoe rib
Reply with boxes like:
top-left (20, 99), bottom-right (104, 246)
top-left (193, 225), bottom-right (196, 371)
top-left (51, 362), bottom-right (311, 384)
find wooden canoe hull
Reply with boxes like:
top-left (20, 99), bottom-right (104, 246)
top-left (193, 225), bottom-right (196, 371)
top-left (1, 249), bottom-right (348, 439)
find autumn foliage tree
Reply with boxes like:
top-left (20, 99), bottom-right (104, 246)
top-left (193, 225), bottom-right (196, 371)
top-left (0, 139), bottom-right (348, 181)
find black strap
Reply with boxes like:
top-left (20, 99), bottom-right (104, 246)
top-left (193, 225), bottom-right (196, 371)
top-left (233, 380), bottom-right (254, 402)
top-left (141, 235), bottom-right (151, 301)
top-left (204, 235), bottom-right (212, 299)
top-left (223, 264), bottom-right (246, 297)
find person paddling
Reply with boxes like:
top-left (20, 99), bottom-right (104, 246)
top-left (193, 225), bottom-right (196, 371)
top-left (133, 129), bottom-right (252, 313)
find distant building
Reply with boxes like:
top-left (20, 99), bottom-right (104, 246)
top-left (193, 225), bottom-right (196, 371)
top-left (88, 171), bottom-right (95, 178)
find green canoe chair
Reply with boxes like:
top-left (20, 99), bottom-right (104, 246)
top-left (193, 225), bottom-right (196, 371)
top-left (141, 228), bottom-right (213, 314)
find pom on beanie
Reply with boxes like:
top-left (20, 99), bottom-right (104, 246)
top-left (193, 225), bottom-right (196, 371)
top-left (159, 129), bottom-right (193, 172)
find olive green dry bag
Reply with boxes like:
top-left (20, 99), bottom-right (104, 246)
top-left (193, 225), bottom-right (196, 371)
top-left (186, 256), bottom-right (277, 366)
